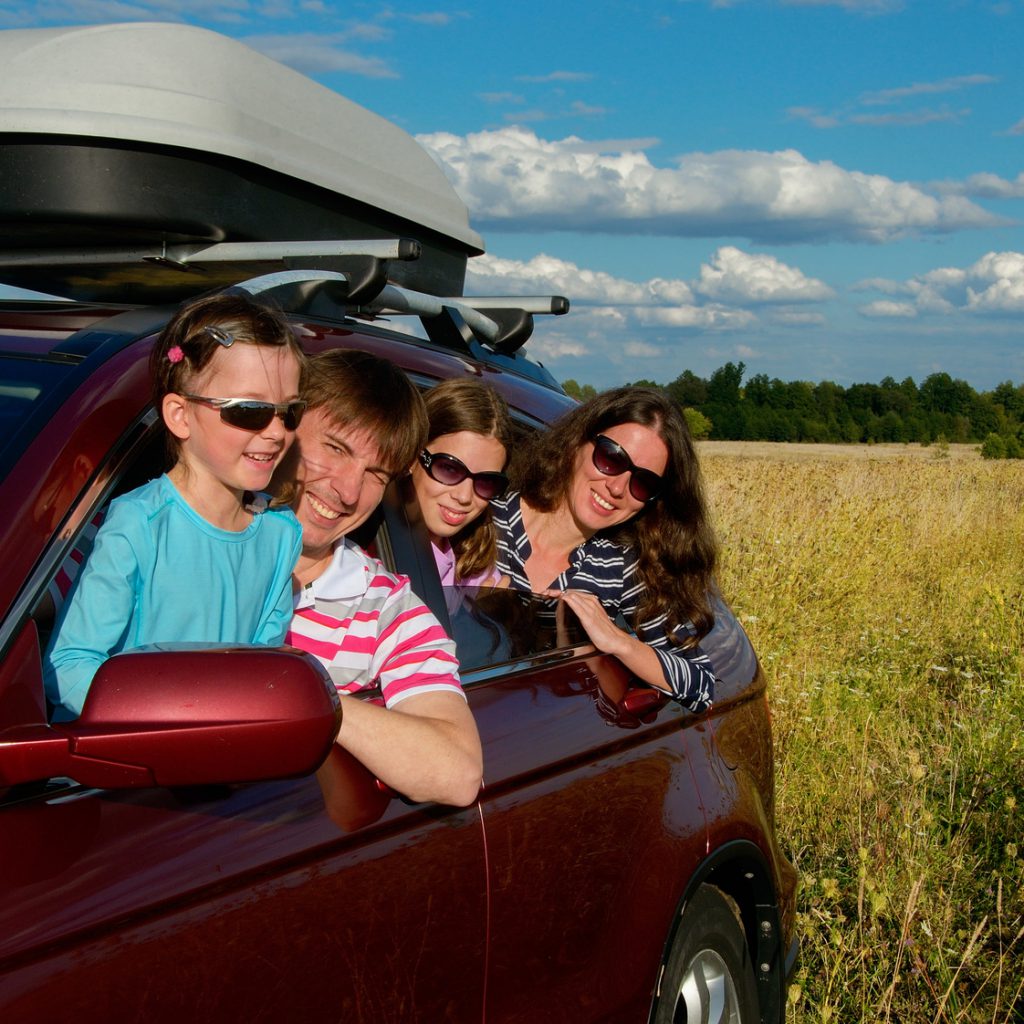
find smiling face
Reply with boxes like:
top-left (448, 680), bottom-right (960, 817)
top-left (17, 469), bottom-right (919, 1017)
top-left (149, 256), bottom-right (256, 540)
top-left (165, 342), bottom-right (302, 498)
top-left (411, 430), bottom-right (508, 542)
top-left (290, 407), bottom-right (392, 562)
top-left (566, 421), bottom-right (669, 536)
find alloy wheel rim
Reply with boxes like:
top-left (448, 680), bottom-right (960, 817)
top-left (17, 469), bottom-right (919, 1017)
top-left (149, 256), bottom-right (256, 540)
top-left (675, 949), bottom-right (741, 1024)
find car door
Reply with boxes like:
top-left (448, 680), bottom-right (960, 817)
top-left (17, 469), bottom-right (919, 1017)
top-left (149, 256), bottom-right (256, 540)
top-left (0, 411), bottom-right (489, 1023)
top-left (0, 720), bottom-right (487, 1022)
top-left (380, 468), bottom-right (718, 1024)
top-left (445, 590), bottom-right (713, 1023)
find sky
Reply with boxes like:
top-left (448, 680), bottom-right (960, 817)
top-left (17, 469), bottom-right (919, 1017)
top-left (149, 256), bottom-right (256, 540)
top-left (1, 0), bottom-right (1023, 392)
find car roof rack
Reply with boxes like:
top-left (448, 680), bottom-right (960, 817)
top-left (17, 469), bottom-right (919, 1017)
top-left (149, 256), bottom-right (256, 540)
top-left (0, 239), bottom-right (569, 352)
top-left (236, 268), bottom-right (569, 357)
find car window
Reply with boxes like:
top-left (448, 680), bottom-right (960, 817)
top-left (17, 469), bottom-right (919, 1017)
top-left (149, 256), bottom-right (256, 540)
top-left (28, 423), bottom-right (165, 647)
top-left (0, 354), bottom-right (80, 466)
top-left (444, 586), bottom-right (592, 674)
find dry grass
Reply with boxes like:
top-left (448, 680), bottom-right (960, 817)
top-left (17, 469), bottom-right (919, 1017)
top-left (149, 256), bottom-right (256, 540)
top-left (701, 444), bottom-right (1024, 1023)
top-left (697, 440), bottom-right (982, 462)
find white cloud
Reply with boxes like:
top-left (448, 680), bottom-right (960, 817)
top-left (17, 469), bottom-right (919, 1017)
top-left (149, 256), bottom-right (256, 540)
top-left (858, 300), bottom-right (918, 318)
top-left (859, 75), bottom-right (997, 106)
top-left (479, 91), bottom-right (525, 105)
top-left (0, 0), bottom-right (255, 26)
top-left (790, 74), bottom-right (994, 132)
top-left (849, 108), bottom-right (968, 127)
top-left (965, 251), bottom-right (1024, 313)
top-left (623, 340), bottom-right (662, 357)
top-left (464, 249), bottom-right (786, 377)
top-left (417, 127), bottom-right (999, 243)
top-left (851, 276), bottom-right (911, 294)
top-left (694, 246), bottom-right (834, 303)
top-left (466, 252), bottom-right (687, 305)
top-left (854, 251), bottom-right (1024, 317)
top-left (634, 305), bottom-right (758, 330)
top-left (768, 309), bottom-right (827, 326)
top-left (244, 32), bottom-right (397, 76)
top-left (781, 0), bottom-right (905, 11)
top-left (466, 248), bottom-right (829, 320)
top-left (516, 71), bottom-right (594, 83)
top-left (534, 334), bottom-right (591, 359)
top-left (934, 171), bottom-right (1024, 199)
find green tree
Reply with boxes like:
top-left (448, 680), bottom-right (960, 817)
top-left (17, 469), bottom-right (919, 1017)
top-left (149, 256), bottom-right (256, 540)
top-left (561, 379), bottom-right (597, 402)
top-left (683, 407), bottom-right (712, 440)
top-left (666, 369), bottom-right (708, 407)
top-left (980, 433), bottom-right (1007, 459)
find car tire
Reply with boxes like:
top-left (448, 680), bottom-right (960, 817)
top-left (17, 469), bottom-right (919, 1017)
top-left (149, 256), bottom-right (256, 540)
top-left (654, 884), bottom-right (760, 1024)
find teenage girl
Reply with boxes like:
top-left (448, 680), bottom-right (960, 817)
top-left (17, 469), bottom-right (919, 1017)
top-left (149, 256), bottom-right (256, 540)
top-left (44, 292), bottom-right (306, 720)
top-left (411, 378), bottom-right (515, 586)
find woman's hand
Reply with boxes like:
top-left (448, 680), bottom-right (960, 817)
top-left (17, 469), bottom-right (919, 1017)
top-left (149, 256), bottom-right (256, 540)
top-left (544, 587), bottom-right (671, 696)
top-left (544, 588), bottom-right (631, 658)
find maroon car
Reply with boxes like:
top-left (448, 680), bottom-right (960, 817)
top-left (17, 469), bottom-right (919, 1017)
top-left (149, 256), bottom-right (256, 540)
top-left (0, 23), bottom-right (796, 1023)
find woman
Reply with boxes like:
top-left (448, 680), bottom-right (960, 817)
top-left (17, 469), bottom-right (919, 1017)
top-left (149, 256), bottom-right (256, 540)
top-left (411, 378), bottom-right (516, 586)
top-left (491, 386), bottom-right (718, 712)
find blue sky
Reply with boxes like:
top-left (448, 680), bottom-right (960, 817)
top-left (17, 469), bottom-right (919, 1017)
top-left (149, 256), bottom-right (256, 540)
top-left (2, 0), bottom-right (1023, 391)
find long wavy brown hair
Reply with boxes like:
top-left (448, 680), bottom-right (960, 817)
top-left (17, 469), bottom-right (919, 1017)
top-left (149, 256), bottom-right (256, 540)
top-left (514, 387), bottom-right (718, 643)
top-left (422, 378), bottom-right (516, 581)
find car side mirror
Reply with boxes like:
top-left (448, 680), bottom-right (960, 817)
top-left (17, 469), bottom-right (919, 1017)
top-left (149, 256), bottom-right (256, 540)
top-left (0, 646), bottom-right (341, 789)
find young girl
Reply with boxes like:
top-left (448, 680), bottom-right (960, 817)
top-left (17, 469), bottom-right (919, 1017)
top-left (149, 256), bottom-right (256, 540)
top-left (411, 378), bottom-right (515, 586)
top-left (43, 292), bottom-right (306, 720)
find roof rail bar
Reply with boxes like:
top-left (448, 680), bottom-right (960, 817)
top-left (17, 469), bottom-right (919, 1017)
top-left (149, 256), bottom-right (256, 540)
top-left (0, 239), bottom-right (422, 306)
top-left (365, 285), bottom-right (569, 352)
top-left (442, 295), bottom-right (570, 316)
top-left (0, 238), bottom-right (421, 269)
top-left (232, 270), bottom-right (569, 354)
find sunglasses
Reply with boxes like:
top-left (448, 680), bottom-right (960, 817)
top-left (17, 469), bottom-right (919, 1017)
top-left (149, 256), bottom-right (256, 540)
top-left (591, 434), bottom-right (664, 503)
top-left (183, 393), bottom-right (307, 431)
top-left (418, 449), bottom-right (509, 501)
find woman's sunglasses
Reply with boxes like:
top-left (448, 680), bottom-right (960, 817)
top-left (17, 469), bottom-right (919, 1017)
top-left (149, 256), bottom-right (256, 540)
top-left (418, 449), bottom-right (509, 501)
top-left (183, 393), bottom-right (307, 431)
top-left (591, 434), bottom-right (664, 503)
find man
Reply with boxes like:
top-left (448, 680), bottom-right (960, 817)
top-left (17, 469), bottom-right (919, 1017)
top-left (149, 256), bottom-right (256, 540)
top-left (280, 349), bottom-right (483, 807)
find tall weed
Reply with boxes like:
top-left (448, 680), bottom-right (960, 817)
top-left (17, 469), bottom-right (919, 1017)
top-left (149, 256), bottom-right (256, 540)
top-left (702, 454), bottom-right (1024, 1023)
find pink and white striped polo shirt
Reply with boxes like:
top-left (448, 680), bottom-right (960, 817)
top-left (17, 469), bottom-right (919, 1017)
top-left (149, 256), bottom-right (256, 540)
top-left (287, 539), bottom-right (463, 708)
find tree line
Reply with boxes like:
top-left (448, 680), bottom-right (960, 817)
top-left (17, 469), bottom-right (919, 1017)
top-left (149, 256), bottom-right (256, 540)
top-left (562, 363), bottom-right (1024, 456)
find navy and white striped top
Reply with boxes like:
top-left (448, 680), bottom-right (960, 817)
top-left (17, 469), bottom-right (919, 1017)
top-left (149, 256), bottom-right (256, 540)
top-left (491, 491), bottom-right (715, 713)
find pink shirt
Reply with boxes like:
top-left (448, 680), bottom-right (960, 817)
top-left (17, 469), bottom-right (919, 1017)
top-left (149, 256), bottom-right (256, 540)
top-left (430, 537), bottom-right (500, 588)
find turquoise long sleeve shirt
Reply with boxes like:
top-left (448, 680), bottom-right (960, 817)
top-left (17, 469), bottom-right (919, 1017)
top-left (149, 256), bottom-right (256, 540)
top-left (43, 475), bottom-right (302, 720)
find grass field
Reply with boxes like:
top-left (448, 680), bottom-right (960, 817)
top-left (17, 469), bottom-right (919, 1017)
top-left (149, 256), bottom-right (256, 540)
top-left (698, 443), bottom-right (1024, 1023)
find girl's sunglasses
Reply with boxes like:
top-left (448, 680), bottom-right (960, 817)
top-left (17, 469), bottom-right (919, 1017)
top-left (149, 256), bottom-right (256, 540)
top-left (591, 434), bottom-right (664, 503)
top-left (418, 449), bottom-right (509, 501)
top-left (184, 393), bottom-right (307, 431)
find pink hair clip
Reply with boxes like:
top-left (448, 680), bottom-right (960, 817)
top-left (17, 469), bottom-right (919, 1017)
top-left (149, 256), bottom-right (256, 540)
top-left (167, 346), bottom-right (185, 364)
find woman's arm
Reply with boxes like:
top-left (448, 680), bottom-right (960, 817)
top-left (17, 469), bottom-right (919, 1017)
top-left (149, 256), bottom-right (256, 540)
top-left (552, 588), bottom-right (715, 713)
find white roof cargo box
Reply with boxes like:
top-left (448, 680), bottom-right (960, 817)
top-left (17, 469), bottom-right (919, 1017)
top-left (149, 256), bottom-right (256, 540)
top-left (0, 22), bottom-right (484, 302)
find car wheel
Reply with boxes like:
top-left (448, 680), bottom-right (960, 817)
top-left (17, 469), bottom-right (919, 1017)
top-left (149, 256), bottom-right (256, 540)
top-left (654, 885), bottom-right (760, 1024)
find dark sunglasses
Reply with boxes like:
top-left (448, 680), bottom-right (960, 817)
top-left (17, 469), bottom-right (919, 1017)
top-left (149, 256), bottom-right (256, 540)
top-left (591, 434), bottom-right (664, 503)
top-left (418, 449), bottom-right (509, 501)
top-left (183, 393), bottom-right (307, 431)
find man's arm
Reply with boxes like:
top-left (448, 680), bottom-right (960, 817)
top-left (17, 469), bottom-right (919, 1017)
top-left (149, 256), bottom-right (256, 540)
top-left (334, 691), bottom-right (482, 807)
